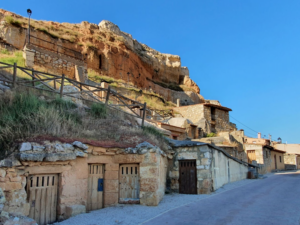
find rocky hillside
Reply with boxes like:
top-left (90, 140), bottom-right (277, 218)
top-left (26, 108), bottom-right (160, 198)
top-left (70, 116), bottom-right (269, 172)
top-left (0, 9), bottom-right (204, 107)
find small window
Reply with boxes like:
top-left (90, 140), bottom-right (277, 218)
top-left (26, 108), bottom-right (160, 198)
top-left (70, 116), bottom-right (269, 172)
top-left (279, 156), bottom-right (282, 162)
top-left (253, 141), bottom-right (256, 144)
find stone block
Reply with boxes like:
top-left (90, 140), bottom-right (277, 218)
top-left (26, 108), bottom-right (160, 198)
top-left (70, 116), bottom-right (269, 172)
top-left (104, 171), bottom-right (118, 180)
top-left (140, 178), bottom-right (158, 192)
top-left (92, 147), bottom-right (106, 154)
top-left (140, 167), bottom-right (158, 178)
top-left (169, 171), bottom-right (179, 179)
top-left (65, 205), bottom-right (86, 219)
top-left (10, 177), bottom-right (21, 182)
top-left (197, 165), bottom-right (205, 169)
top-left (104, 192), bottom-right (118, 206)
top-left (201, 158), bottom-right (211, 165)
top-left (104, 180), bottom-right (118, 192)
top-left (0, 169), bottom-right (6, 178)
top-left (19, 143), bottom-right (31, 152)
top-left (177, 152), bottom-right (197, 160)
top-left (105, 164), bottom-right (119, 171)
top-left (202, 179), bottom-right (212, 189)
top-left (0, 182), bottom-right (22, 191)
top-left (204, 152), bottom-right (211, 158)
top-left (197, 169), bottom-right (210, 179)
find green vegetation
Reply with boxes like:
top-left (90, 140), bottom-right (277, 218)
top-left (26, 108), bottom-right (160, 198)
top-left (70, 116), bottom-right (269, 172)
top-left (5, 16), bottom-right (22, 27)
top-left (0, 51), bottom-right (25, 67)
top-left (0, 49), bottom-right (10, 55)
top-left (206, 132), bottom-right (216, 137)
top-left (90, 103), bottom-right (107, 119)
top-left (36, 28), bottom-right (59, 39)
top-left (0, 88), bottom-right (168, 159)
top-left (142, 126), bottom-right (164, 139)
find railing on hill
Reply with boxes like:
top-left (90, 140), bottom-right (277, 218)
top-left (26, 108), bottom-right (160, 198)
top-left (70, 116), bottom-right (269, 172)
top-left (26, 35), bottom-right (83, 61)
top-left (0, 62), bottom-right (148, 126)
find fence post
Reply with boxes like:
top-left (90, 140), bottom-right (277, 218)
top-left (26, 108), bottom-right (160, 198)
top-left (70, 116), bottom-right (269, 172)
top-left (60, 74), bottom-right (65, 98)
top-left (105, 86), bottom-right (111, 105)
top-left (12, 63), bottom-right (17, 88)
top-left (53, 79), bottom-right (57, 90)
top-left (142, 102), bottom-right (147, 127)
top-left (32, 68), bottom-right (35, 87)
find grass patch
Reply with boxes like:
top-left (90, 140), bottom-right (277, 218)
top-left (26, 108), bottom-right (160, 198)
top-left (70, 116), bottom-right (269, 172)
top-left (0, 49), bottom-right (10, 55)
top-left (0, 50), bottom-right (25, 67)
top-left (37, 28), bottom-right (59, 39)
top-left (142, 126), bottom-right (164, 139)
top-left (0, 88), bottom-right (169, 159)
top-left (5, 16), bottom-right (22, 27)
top-left (90, 103), bottom-right (107, 119)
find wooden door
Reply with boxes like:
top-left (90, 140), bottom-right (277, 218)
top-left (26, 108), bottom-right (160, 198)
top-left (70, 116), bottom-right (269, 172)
top-left (247, 150), bottom-right (256, 164)
top-left (87, 164), bottom-right (104, 211)
top-left (179, 160), bottom-right (197, 194)
top-left (274, 155), bottom-right (277, 169)
top-left (27, 174), bottom-right (58, 225)
top-left (119, 164), bottom-right (140, 203)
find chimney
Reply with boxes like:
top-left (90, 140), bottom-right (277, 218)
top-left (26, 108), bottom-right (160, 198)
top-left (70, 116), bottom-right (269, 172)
top-left (258, 132), bottom-right (261, 139)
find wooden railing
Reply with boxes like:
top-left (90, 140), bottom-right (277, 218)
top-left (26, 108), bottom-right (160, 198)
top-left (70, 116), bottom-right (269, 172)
top-left (0, 62), bottom-right (148, 126)
top-left (27, 35), bottom-right (83, 61)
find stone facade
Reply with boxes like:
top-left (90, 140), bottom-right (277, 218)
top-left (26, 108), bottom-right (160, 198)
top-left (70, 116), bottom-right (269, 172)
top-left (168, 141), bottom-right (250, 194)
top-left (283, 154), bottom-right (300, 170)
top-left (174, 104), bottom-right (232, 134)
top-left (244, 144), bottom-right (285, 174)
top-left (0, 141), bottom-right (167, 223)
top-left (23, 44), bottom-right (87, 82)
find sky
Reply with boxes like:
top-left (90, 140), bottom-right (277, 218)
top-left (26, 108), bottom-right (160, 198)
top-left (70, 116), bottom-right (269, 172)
top-left (2, 0), bottom-right (300, 143)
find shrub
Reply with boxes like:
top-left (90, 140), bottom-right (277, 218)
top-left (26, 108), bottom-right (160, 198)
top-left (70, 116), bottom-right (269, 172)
top-left (90, 103), bottom-right (107, 119)
top-left (206, 132), bottom-right (216, 137)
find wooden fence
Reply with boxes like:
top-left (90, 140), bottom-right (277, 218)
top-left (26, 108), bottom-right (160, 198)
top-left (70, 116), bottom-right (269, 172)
top-left (0, 62), bottom-right (150, 126)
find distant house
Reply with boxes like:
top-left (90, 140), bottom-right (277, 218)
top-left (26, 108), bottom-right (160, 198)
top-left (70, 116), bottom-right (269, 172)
top-left (244, 133), bottom-right (286, 173)
top-left (173, 100), bottom-right (235, 135)
top-left (274, 144), bottom-right (300, 170)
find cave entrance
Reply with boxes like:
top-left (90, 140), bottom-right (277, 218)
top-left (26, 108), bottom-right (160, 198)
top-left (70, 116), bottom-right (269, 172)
top-left (179, 75), bottom-right (185, 85)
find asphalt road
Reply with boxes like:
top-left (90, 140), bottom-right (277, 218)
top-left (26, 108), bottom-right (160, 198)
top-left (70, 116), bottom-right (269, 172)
top-left (142, 171), bottom-right (300, 225)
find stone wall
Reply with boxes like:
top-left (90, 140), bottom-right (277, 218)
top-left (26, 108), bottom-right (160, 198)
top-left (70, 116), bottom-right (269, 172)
top-left (24, 44), bottom-right (87, 82)
top-left (174, 104), bottom-right (232, 133)
top-left (168, 143), bottom-right (249, 194)
top-left (284, 154), bottom-right (297, 170)
top-left (0, 140), bottom-right (167, 222)
top-left (245, 144), bottom-right (272, 174)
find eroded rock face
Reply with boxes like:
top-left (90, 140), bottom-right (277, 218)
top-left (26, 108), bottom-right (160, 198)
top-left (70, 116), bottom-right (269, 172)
top-left (0, 10), bottom-right (201, 104)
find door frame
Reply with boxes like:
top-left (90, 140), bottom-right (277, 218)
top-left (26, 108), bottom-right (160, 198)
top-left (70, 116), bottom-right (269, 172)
top-left (26, 173), bottom-right (59, 225)
top-left (179, 159), bottom-right (197, 194)
top-left (119, 164), bottom-right (140, 204)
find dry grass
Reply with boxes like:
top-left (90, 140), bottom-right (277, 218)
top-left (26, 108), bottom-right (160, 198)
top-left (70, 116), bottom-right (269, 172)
top-left (0, 87), bottom-right (168, 159)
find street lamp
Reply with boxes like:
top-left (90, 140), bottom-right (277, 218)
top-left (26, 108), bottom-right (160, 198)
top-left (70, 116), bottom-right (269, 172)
top-left (27, 9), bottom-right (32, 44)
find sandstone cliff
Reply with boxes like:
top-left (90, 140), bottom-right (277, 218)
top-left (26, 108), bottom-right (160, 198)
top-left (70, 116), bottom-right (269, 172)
top-left (0, 9), bottom-right (203, 106)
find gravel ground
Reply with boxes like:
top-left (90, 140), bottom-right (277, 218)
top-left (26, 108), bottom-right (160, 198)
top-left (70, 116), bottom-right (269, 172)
top-left (55, 178), bottom-right (260, 225)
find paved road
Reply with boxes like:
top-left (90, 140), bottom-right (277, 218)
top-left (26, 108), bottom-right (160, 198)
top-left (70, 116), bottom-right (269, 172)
top-left (142, 171), bottom-right (300, 225)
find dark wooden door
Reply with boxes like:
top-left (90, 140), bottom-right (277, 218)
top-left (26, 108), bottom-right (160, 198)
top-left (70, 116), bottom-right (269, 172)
top-left (179, 160), bottom-right (197, 194)
top-left (274, 155), bottom-right (277, 169)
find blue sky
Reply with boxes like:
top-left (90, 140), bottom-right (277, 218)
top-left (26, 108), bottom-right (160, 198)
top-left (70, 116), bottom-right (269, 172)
top-left (2, 0), bottom-right (300, 143)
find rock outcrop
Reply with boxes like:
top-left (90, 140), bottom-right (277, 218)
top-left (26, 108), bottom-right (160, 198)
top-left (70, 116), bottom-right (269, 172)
top-left (0, 9), bottom-right (202, 105)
